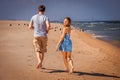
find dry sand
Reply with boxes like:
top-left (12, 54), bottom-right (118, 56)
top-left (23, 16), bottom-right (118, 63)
top-left (0, 20), bottom-right (120, 80)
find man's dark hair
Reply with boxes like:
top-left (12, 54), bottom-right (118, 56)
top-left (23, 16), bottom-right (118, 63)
top-left (38, 5), bottom-right (46, 12)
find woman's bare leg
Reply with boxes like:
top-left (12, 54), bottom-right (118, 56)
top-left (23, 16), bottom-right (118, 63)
top-left (62, 52), bottom-right (69, 72)
top-left (67, 52), bottom-right (74, 73)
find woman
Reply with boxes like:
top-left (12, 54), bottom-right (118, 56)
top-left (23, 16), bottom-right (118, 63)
top-left (56, 17), bottom-right (74, 74)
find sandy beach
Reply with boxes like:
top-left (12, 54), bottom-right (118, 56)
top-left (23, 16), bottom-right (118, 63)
top-left (0, 20), bottom-right (120, 80)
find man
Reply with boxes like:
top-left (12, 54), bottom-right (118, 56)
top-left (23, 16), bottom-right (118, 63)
top-left (29, 5), bottom-right (50, 69)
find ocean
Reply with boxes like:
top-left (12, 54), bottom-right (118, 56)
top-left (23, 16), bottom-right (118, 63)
top-left (72, 21), bottom-right (120, 47)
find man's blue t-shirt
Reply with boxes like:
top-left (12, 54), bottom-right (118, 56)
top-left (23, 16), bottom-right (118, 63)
top-left (30, 14), bottom-right (49, 37)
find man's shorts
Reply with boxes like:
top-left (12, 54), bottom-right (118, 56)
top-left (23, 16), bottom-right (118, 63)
top-left (33, 36), bottom-right (47, 53)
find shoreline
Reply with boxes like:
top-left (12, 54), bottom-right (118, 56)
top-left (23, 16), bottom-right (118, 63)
top-left (71, 25), bottom-right (120, 48)
top-left (95, 37), bottom-right (120, 48)
top-left (71, 22), bottom-right (120, 48)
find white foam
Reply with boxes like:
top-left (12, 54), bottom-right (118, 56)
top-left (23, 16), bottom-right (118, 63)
top-left (92, 35), bottom-right (108, 38)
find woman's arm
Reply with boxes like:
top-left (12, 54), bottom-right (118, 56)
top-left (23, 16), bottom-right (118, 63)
top-left (56, 28), bottom-right (66, 51)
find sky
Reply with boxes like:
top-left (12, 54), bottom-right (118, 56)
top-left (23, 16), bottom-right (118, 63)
top-left (0, 0), bottom-right (120, 21)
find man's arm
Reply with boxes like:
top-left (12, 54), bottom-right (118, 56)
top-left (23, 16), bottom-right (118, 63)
top-left (28, 21), bottom-right (34, 30)
top-left (46, 21), bottom-right (50, 33)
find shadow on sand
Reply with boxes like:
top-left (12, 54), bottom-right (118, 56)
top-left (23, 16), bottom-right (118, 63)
top-left (42, 68), bottom-right (120, 79)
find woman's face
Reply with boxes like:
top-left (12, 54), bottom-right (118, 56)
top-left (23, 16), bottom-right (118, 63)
top-left (64, 19), bottom-right (69, 26)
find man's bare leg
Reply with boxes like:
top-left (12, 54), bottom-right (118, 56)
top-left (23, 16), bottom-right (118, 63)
top-left (36, 52), bottom-right (44, 69)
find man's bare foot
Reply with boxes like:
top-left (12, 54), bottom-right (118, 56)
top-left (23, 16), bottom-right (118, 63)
top-left (36, 63), bottom-right (42, 69)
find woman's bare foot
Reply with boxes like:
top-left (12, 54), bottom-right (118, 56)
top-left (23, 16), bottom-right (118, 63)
top-left (69, 67), bottom-right (74, 74)
top-left (66, 69), bottom-right (69, 72)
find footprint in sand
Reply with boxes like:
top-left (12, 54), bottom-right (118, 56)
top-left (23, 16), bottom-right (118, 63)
top-left (27, 55), bottom-right (34, 68)
top-left (27, 55), bottom-right (32, 61)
